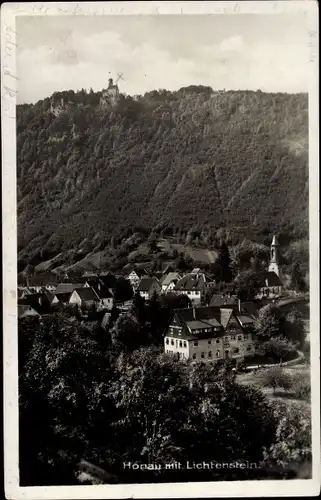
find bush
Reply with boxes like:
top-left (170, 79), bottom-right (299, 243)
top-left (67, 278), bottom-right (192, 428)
top-left (290, 372), bottom-right (311, 400)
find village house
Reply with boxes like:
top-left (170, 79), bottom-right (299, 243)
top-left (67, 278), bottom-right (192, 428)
top-left (18, 292), bottom-right (52, 316)
top-left (160, 272), bottom-right (181, 294)
top-left (173, 271), bottom-right (212, 305)
top-left (137, 277), bottom-right (162, 300)
top-left (164, 306), bottom-right (255, 363)
top-left (51, 282), bottom-right (88, 305)
top-left (96, 288), bottom-right (114, 311)
top-left (69, 287), bottom-right (100, 308)
top-left (24, 272), bottom-right (60, 293)
top-left (127, 268), bottom-right (148, 291)
top-left (51, 292), bottom-right (72, 306)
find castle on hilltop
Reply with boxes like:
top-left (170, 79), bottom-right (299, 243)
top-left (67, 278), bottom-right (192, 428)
top-left (100, 78), bottom-right (120, 109)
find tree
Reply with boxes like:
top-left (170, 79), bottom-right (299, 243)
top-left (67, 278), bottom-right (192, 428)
top-left (234, 270), bottom-right (261, 301)
top-left (258, 366), bottom-right (292, 395)
top-left (147, 232), bottom-right (158, 253)
top-left (108, 347), bottom-right (191, 471)
top-left (113, 277), bottom-right (133, 302)
top-left (256, 336), bottom-right (297, 364)
top-left (283, 309), bottom-right (305, 348)
top-left (110, 312), bottom-right (144, 353)
top-left (212, 242), bottom-right (233, 282)
top-left (24, 263), bottom-right (35, 287)
top-left (19, 313), bottom-right (115, 485)
top-left (290, 262), bottom-right (306, 292)
top-left (262, 401), bottom-right (311, 477)
top-left (289, 371), bottom-right (311, 400)
top-left (255, 304), bottom-right (285, 339)
top-left (160, 292), bottom-right (191, 310)
top-left (108, 349), bottom-right (277, 481)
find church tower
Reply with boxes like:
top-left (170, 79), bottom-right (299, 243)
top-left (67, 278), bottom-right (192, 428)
top-left (268, 235), bottom-right (280, 277)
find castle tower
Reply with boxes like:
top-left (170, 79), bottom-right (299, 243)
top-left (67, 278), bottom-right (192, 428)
top-left (268, 235), bottom-right (280, 277)
top-left (100, 77), bottom-right (119, 108)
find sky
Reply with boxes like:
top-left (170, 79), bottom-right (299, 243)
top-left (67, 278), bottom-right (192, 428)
top-left (16, 13), bottom-right (310, 103)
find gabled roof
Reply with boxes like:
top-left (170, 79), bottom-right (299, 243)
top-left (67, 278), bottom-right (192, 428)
top-left (73, 287), bottom-right (99, 302)
top-left (161, 272), bottom-right (181, 287)
top-left (237, 315), bottom-right (255, 326)
top-left (28, 272), bottom-right (60, 286)
top-left (19, 292), bottom-right (49, 305)
top-left (170, 306), bottom-right (253, 339)
top-left (219, 308), bottom-right (233, 328)
top-left (53, 292), bottom-right (72, 303)
top-left (82, 271), bottom-right (99, 278)
top-left (55, 283), bottom-right (84, 295)
top-left (128, 268), bottom-right (148, 278)
top-left (18, 304), bottom-right (40, 318)
top-left (98, 288), bottom-right (113, 299)
top-left (209, 294), bottom-right (238, 308)
top-left (137, 277), bottom-right (160, 292)
top-left (255, 271), bottom-right (283, 287)
top-left (186, 320), bottom-right (211, 331)
top-left (174, 273), bottom-right (207, 291)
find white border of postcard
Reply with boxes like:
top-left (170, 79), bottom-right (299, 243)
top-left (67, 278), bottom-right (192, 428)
top-left (2, 1), bottom-right (320, 498)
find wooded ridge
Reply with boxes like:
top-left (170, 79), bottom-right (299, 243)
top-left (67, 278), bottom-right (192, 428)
top-left (17, 86), bottom-right (308, 269)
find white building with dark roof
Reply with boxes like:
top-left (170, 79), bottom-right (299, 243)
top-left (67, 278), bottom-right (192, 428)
top-left (173, 271), bottom-right (210, 305)
top-left (164, 306), bottom-right (255, 362)
top-left (137, 277), bottom-right (161, 300)
top-left (161, 272), bottom-right (181, 293)
top-left (69, 287), bottom-right (100, 307)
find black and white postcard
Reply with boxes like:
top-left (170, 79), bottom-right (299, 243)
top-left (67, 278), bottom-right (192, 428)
top-left (2, 1), bottom-right (320, 498)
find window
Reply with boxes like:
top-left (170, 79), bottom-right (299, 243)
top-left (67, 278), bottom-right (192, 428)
top-left (216, 339), bottom-right (220, 344)
top-left (238, 335), bottom-right (242, 341)
top-left (208, 340), bottom-right (212, 345)
top-left (179, 340), bottom-right (183, 348)
top-left (166, 338), bottom-right (169, 345)
top-left (208, 351), bottom-right (212, 358)
top-left (194, 340), bottom-right (198, 346)
top-left (247, 345), bottom-right (252, 351)
top-left (171, 339), bottom-right (174, 346)
top-left (233, 348), bottom-right (239, 354)
top-left (216, 350), bottom-right (220, 357)
top-left (183, 341), bottom-right (187, 348)
top-left (192, 353), bottom-right (197, 360)
top-left (201, 352), bottom-right (205, 359)
top-left (232, 335), bottom-right (236, 341)
top-left (224, 336), bottom-right (229, 341)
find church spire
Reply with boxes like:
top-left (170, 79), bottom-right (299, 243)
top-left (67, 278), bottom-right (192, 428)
top-left (268, 234), bottom-right (280, 277)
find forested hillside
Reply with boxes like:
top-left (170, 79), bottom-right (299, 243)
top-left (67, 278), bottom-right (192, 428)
top-left (17, 86), bottom-right (308, 269)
